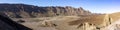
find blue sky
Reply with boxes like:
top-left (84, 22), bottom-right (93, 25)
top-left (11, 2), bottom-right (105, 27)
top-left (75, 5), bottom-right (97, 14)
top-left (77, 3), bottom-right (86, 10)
top-left (0, 0), bottom-right (120, 13)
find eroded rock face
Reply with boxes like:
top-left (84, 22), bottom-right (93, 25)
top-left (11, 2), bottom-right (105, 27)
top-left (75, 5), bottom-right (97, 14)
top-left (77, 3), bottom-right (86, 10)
top-left (105, 19), bottom-right (120, 30)
top-left (0, 4), bottom-right (92, 18)
top-left (109, 12), bottom-right (120, 23)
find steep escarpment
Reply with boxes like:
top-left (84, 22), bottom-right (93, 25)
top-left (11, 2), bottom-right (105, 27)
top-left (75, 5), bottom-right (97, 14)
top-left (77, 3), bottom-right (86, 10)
top-left (0, 4), bottom-right (91, 18)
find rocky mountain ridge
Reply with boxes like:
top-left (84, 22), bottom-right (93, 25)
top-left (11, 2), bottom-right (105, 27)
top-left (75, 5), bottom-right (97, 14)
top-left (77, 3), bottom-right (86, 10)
top-left (0, 4), bottom-right (92, 18)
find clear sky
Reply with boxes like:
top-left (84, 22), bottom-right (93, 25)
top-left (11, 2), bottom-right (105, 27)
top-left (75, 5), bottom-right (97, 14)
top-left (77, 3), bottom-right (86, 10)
top-left (0, 0), bottom-right (120, 13)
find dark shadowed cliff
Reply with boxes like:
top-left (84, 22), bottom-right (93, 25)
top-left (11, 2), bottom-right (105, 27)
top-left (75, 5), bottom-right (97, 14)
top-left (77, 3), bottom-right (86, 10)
top-left (0, 4), bottom-right (92, 18)
top-left (0, 14), bottom-right (32, 30)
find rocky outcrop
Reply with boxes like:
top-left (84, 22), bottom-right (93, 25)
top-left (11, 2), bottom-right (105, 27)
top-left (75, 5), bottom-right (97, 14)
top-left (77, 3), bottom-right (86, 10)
top-left (0, 4), bottom-right (91, 18)
top-left (105, 19), bottom-right (120, 30)
top-left (109, 12), bottom-right (120, 23)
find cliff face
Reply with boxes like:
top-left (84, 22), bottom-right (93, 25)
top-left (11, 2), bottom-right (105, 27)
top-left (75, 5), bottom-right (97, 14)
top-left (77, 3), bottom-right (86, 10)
top-left (0, 4), bottom-right (91, 18)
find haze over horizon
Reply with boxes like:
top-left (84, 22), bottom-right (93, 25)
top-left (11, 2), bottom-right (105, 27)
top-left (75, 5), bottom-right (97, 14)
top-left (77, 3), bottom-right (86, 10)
top-left (0, 0), bottom-right (120, 13)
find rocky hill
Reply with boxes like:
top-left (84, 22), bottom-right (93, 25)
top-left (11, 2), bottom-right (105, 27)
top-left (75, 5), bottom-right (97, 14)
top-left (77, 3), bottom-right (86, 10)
top-left (0, 4), bottom-right (91, 18)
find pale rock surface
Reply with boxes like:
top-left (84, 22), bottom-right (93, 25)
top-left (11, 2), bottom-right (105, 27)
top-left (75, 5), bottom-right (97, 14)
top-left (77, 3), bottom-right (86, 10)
top-left (105, 19), bottom-right (120, 30)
